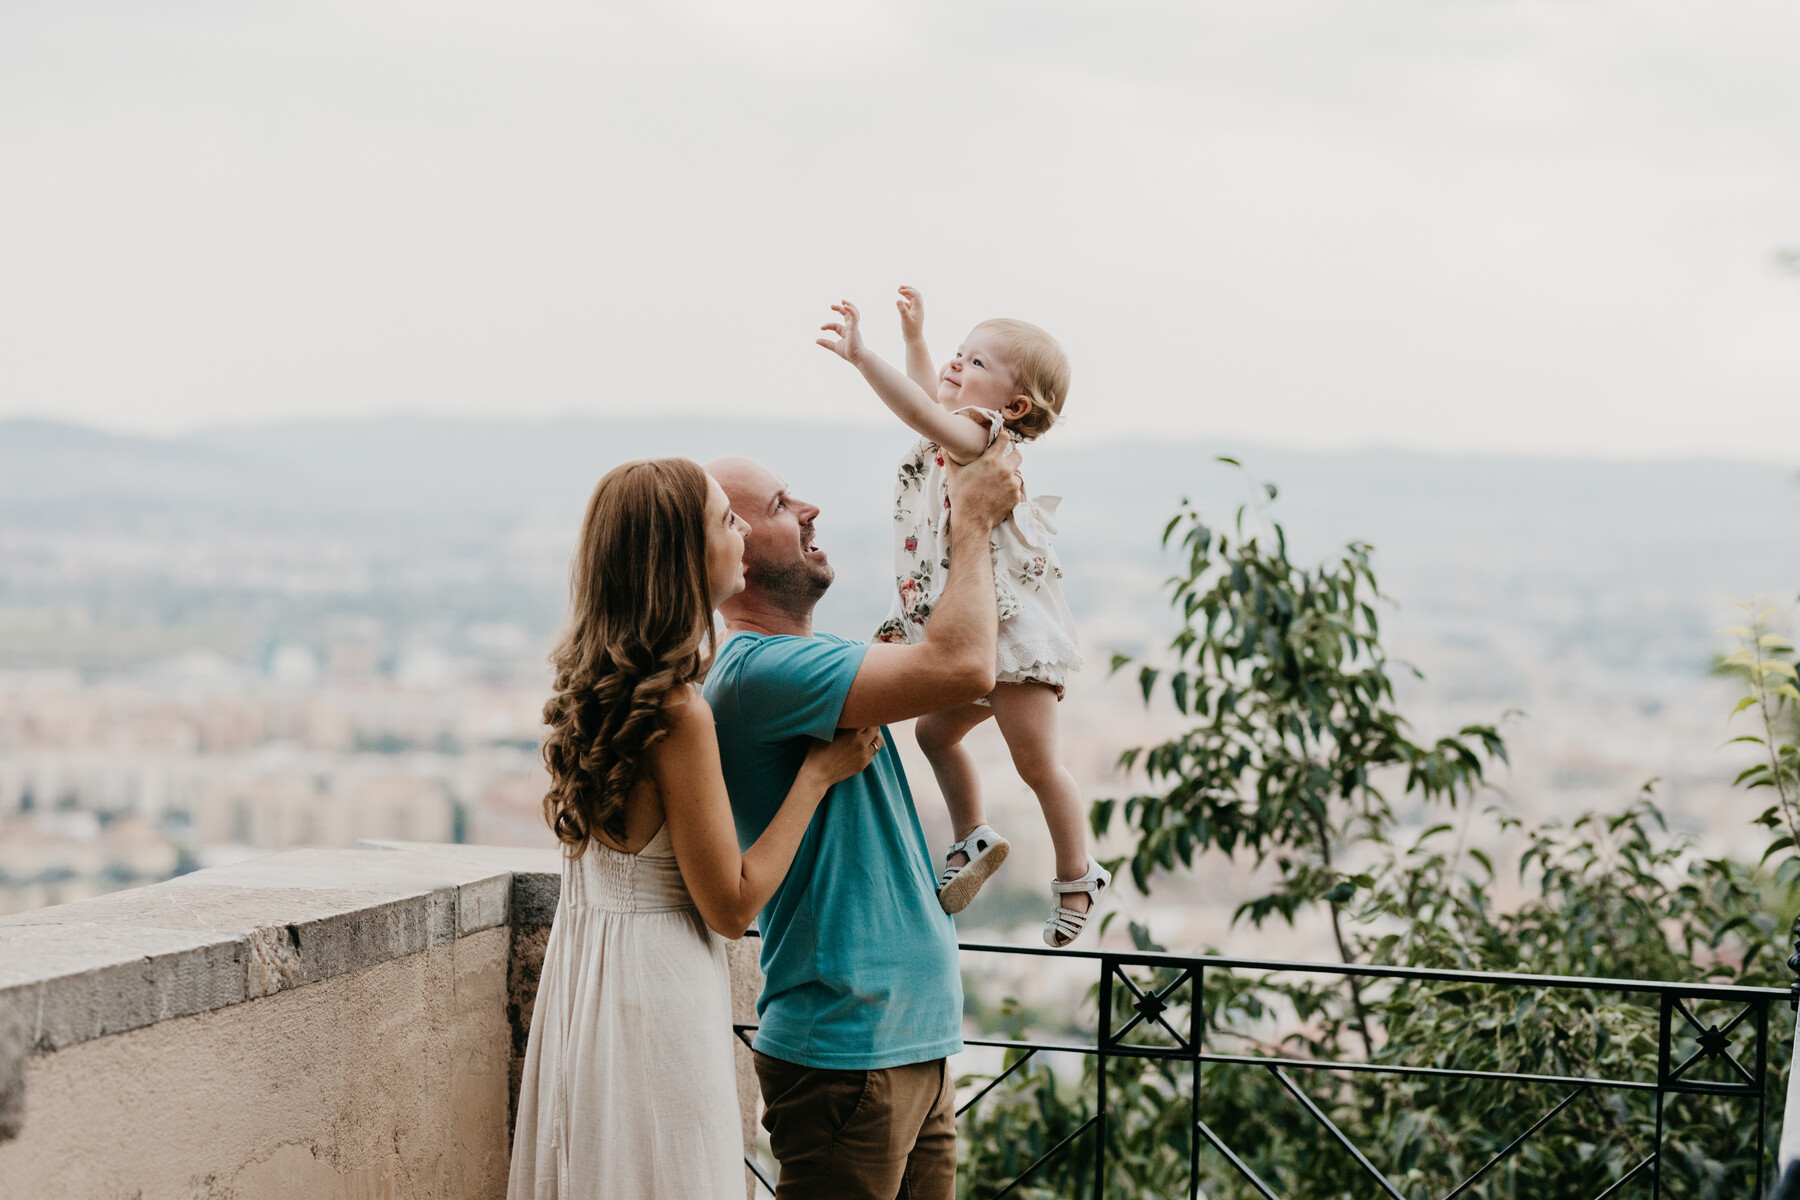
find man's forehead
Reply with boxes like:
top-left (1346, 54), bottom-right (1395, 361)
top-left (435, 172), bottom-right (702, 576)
top-left (708, 457), bottom-right (786, 504)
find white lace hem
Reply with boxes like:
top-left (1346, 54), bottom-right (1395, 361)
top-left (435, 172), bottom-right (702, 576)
top-left (996, 635), bottom-right (1083, 678)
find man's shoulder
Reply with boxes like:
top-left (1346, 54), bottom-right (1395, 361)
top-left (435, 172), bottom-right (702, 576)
top-left (716, 629), bottom-right (861, 668)
top-left (708, 630), bottom-right (869, 740)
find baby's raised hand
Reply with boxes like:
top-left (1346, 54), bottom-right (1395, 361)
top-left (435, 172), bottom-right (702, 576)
top-left (816, 300), bottom-right (865, 365)
top-left (896, 285), bottom-right (926, 341)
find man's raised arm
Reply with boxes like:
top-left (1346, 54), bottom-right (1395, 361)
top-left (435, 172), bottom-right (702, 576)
top-left (838, 435), bottom-right (1024, 728)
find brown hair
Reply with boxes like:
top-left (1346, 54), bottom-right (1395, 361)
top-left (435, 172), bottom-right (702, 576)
top-left (974, 318), bottom-right (1070, 441)
top-left (540, 457), bottom-right (716, 853)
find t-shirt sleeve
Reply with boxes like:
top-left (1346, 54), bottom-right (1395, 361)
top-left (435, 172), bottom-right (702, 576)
top-left (733, 636), bottom-right (870, 743)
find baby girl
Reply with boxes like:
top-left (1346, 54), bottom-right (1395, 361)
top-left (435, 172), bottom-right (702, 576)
top-left (817, 286), bottom-right (1108, 947)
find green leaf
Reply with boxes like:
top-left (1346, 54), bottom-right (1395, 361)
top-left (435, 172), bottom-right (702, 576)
top-left (1138, 666), bottom-right (1160, 704)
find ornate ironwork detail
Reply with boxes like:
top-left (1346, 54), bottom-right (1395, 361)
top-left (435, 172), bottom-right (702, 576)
top-left (740, 936), bottom-right (1781, 1199)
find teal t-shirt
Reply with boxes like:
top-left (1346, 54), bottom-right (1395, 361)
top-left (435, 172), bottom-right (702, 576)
top-left (703, 630), bottom-right (964, 1070)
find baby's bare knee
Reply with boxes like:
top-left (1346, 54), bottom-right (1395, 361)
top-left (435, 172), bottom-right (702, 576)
top-left (915, 713), bottom-right (961, 757)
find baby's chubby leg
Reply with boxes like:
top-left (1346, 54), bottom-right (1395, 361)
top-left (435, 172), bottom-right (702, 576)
top-left (915, 702), bottom-right (994, 868)
top-left (987, 682), bottom-right (1093, 913)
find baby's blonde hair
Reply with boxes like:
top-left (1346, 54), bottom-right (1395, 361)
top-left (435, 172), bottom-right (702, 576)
top-left (973, 318), bottom-right (1069, 441)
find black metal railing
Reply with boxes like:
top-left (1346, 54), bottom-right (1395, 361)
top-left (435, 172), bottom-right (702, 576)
top-left (738, 938), bottom-right (1787, 1199)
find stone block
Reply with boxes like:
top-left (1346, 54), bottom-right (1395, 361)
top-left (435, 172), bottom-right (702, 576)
top-left (0, 923), bottom-right (249, 1051)
top-left (510, 870), bottom-right (560, 927)
top-left (0, 995), bottom-right (24, 1143)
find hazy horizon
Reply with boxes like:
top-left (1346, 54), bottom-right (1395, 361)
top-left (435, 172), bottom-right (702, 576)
top-left (8, 413), bottom-right (1800, 471)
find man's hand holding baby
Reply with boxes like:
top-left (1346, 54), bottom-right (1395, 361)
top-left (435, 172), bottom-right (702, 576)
top-left (945, 430), bottom-right (1024, 533)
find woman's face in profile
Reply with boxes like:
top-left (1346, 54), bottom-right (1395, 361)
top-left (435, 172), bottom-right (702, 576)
top-left (702, 473), bottom-right (750, 606)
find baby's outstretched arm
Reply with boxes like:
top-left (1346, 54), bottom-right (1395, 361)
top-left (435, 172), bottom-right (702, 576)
top-left (817, 299), bottom-right (990, 462)
top-left (897, 285), bottom-right (937, 396)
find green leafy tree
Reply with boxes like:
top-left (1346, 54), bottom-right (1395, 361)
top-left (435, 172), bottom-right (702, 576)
top-left (957, 475), bottom-right (1790, 1200)
top-left (1092, 462), bottom-right (1504, 1049)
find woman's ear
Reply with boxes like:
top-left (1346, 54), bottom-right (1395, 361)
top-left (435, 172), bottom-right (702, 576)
top-left (1003, 394), bottom-right (1033, 421)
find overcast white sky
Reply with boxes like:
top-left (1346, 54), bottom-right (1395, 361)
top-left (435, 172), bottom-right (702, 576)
top-left (2, 0), bottom-right (1796, 459)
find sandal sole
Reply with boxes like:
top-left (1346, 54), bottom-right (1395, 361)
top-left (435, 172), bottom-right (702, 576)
top-left (937, 839), bottom-right (1010, 914)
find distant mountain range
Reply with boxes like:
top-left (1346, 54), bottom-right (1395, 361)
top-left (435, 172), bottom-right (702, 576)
top-left (2, 417), bottom-right (1796, 673)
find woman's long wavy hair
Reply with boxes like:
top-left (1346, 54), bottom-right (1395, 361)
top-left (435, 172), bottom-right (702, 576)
top-left (541, 457), bottom-right (716, 854)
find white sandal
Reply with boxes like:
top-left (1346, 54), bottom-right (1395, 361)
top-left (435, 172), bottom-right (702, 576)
top-left (1043, 857), bottom-right (1111, 947)
top-left (937, 825), bottom-right (1010, 914)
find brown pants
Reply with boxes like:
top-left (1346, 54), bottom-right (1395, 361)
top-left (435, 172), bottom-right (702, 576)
top-left (753, 1051), bottom-right (957, 1200)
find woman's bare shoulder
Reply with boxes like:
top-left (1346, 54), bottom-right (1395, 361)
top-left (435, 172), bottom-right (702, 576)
top-left (659, 684), bottom-right (713, 734)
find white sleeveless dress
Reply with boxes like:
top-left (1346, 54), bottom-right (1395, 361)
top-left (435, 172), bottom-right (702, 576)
top-left (507, 825), bottom-right (744, 1200)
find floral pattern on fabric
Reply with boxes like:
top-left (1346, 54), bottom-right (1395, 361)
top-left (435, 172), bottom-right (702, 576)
top-left (873, 407), bottom-right (1082, 689)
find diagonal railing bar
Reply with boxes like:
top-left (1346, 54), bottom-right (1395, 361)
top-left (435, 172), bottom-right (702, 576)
top-left (744, 1151), bottom-right (776, 1195)
top-left (1110, 965), bottom-right (1194, 1048)
top-left (1439, 1085), bottom-right (1589, 1200)
top-left (1267, 1065), bottom-right (1407, 1200)
top-left (956, 1047), bottom-right (1040, 1119)
top-left (987, 1115), bottom-right (1098, 1200)
top-left (1591, 1152), bottom-right (1656, 1200)
top-left (1195, 1118), bottom-right (1283, 1200)
top-left (1667, 1035), bottom-right (1758, 1090)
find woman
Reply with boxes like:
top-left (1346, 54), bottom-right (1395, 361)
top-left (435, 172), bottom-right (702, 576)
top-left (508, 458), bottom-right (880, 1200)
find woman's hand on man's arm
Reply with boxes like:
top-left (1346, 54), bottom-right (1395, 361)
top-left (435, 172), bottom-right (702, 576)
top-left (658, 691), bottom-right (882, 939)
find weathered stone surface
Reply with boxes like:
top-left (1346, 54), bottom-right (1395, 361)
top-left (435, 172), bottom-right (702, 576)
top-left (0, 841), bottom-right (774, 1189)
top-left (0, 995), bottom-right (24, 1143)
top-left (506, 923), bottom-right (551, 1128)
top-left (0, 928), bottom-right (513, 1199)
top-left (726, 934), bottom-right (766, 1199)
top-left (0, 844), bottom-right (563, 1057)
top-left (511, 869), bottom-right (560, 927)
top-left (0, 923), bottom-right (250, 1052)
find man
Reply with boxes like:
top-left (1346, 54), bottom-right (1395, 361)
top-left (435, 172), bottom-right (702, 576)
top-left (703, 437), bottom-right (1024, 1200)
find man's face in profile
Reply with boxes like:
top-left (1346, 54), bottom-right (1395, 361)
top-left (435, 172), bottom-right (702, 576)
top-left (709, 458), bottom-right (833, 606)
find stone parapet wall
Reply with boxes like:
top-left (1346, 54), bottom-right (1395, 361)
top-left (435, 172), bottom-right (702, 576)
top-left (0, 841), bottom-right (763, 1199)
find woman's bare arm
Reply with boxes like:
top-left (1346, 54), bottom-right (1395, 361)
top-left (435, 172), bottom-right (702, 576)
top-left (651, 692), bottom-right (877, 938)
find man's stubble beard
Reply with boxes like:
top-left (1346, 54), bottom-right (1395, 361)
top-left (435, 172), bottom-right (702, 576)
top-left (745, 554), bottom-right (834, 610)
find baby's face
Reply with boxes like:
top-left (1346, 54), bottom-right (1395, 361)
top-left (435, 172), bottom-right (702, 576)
top-left (936, 328), bottom-right (1019, 415)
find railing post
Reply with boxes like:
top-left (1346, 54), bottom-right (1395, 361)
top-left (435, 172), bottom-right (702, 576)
top-left (1190, 964), bottom-right (1203, 1200)
top-left (1772, 917), bottom-right (1800, 1199)
top-left (1096, 956), bottom-right (1112, 1200)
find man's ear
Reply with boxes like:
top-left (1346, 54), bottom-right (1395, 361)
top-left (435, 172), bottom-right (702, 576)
top-left (1002, 394), bottom-right (1033, 422)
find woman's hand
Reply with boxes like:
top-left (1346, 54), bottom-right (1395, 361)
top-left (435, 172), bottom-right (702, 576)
top-left (802, 725), bottom-right (883, 787)
top-left (815, 300), bottom-right (866, 366)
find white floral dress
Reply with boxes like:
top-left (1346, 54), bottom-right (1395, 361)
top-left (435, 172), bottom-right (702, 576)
top-left (872, 407), bottom-right (1082, 696)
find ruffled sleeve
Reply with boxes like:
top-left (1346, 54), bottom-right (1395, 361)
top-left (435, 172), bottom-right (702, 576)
top-left (943, 407), bottom-right (1008, 465)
